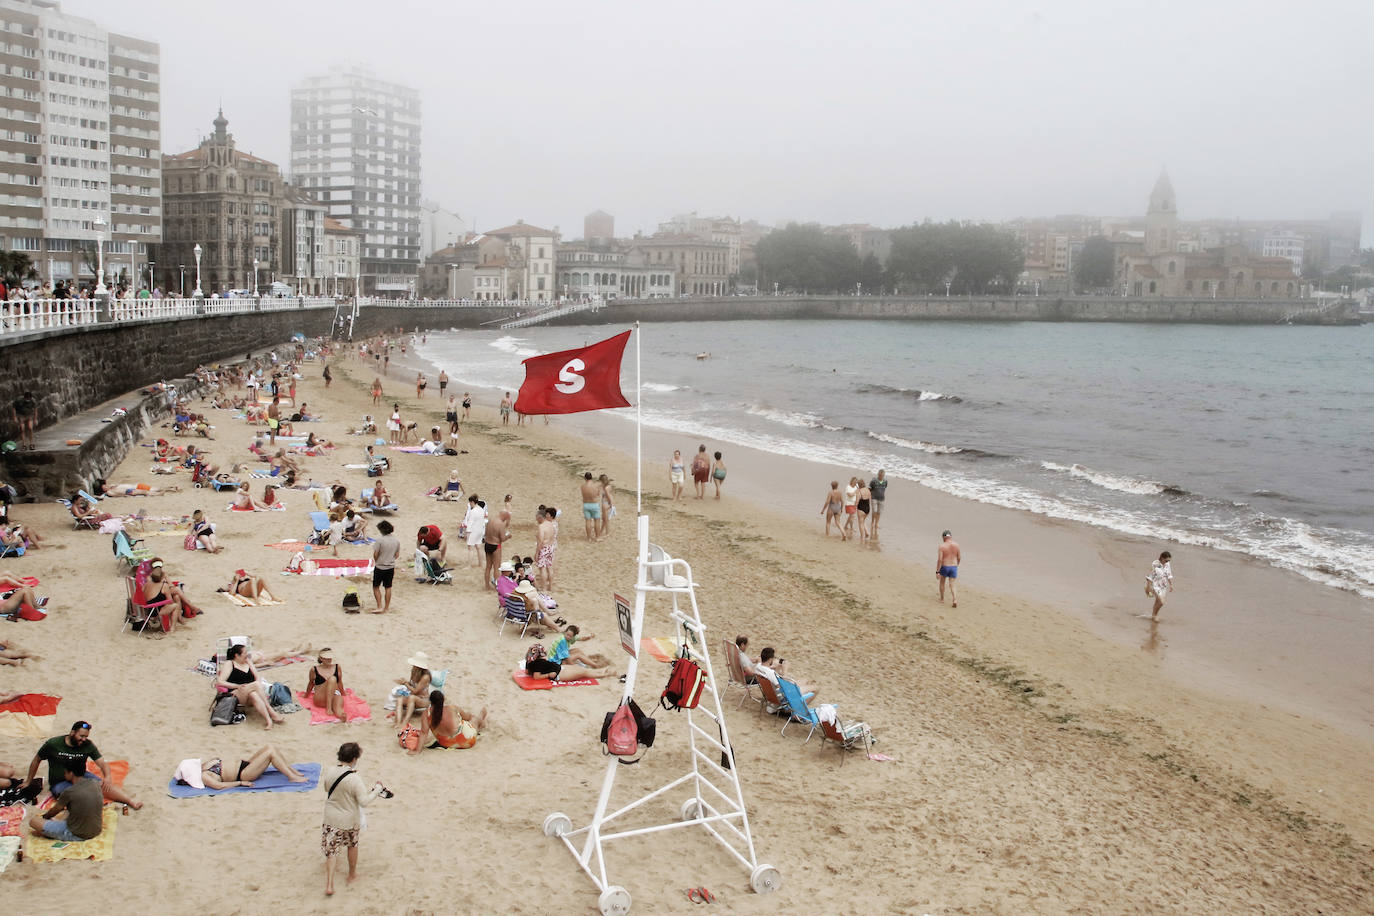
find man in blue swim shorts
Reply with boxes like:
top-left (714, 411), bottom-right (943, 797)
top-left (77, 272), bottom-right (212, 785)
top-left (936, 529), bottom-right (961, 608)
top-left (580, 473), bottom-right (602, 540)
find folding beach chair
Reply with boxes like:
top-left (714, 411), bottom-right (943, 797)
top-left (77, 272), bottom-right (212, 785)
top-left (756, 672), bottom-right (813, 719)
top-left (308, 511), bottom-right (332, 546)
top-left (0, 542), bottom-right (23, 559)
top-left (722, 639), bottom-right (763, 710)
top-left (776, 678), bottom-right (822, 743)
top-left (112, 529), bottom-right (150, 570)
top-left (58, 499), bottom-right (99, 531)
top-left (819, 713), bottom-right (875, 762)
top-left (122, 574), bottom-right (171, 635)
top-left (413, 548), bottom-right (452, 585)
top-left (498, 590), bottom-right (532, 636)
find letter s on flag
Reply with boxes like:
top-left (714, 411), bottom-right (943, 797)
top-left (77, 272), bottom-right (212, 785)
top-left (514, 330), bottom-right (632, 415)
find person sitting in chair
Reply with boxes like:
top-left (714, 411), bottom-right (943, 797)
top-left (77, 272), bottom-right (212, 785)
top-left (70, 496), bottom-right (112, 526)
top-left (143, 558), bottom-right (200, 631)
top-left (367, 483), bottom-right (392, 510)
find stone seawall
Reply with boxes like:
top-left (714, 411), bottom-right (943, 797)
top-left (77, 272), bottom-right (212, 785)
top-left (539, 296), bottom-right (1361, 327)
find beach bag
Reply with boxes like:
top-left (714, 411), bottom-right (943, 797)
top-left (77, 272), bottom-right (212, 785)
top-left (342, 586), bottom-right (361, 612)
top-left (660, 648), bottom-right (705, 711)
top-left (398, 725), bottom-right (421, 752)
top-left (268, 682), bottom-right (292, 707)
top-left (184, 530), bottom-right (198, 551)
top-left (600, 698), bottom-right (655, 763)
top-left (209, 693), bottom-right (239, 726)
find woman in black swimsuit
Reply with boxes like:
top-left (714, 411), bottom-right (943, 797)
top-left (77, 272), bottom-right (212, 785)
top-left (305, 648), bottom-right (346, 720)
top-left (461, 393), bottom-right (472, 420)
top-left (856, 479), bottom-right (873, 545)
top-left (215, 644), bottom-right (285, 729)
top-left (195, 745), bottom-right (306, 789)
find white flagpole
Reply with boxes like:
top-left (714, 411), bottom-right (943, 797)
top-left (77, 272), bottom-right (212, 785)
top-left (635, 321), bottom-right (642, 518)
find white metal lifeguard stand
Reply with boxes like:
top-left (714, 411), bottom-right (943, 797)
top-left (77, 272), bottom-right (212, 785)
top-left (542, 514), bottom-right (781, 915)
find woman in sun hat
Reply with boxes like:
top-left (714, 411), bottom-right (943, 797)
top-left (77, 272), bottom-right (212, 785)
top-left (392, 652), bottom-right (432, 729)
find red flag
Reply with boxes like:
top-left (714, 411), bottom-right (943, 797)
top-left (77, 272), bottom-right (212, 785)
top-left (515, 331), bottom-right (632, 415)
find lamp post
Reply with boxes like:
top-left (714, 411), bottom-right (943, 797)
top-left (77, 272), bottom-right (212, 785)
top-left (178, 264), bottom-right (185, 297)
top-left (147, 260), bottom-right (154, 293)
top-left (253, 258), bottom-right (259, 297)
top-left (945, 280), bottom-right (952, 298)
top-left (856, 282), bottom-right (862, 297)
top-left (773, 282), bottom-right (779, 296)
top-left (192, 243), bottom-right (203, 297)
top-left (94, 216), bottom-right (108, 294)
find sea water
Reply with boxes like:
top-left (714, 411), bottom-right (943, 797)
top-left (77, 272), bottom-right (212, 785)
top-left (416, 319), bottom-right (1374, 599)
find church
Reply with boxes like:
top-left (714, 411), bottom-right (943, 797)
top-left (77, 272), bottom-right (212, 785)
top-left (1117, 172), bottom-right (1307, 298)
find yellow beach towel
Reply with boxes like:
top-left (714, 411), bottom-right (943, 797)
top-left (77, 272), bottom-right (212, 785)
top-left (24, 805), bottom-right (119, 863)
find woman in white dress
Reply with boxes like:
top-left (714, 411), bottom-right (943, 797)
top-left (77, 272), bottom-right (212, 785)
top-left (387, 404), bottom-right (402, 445)
top-left (462, 495), bottom-right (488, 566)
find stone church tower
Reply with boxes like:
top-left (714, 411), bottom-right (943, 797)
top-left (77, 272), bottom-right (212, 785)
top-left (1144, 169), bottom-right (1177, 256)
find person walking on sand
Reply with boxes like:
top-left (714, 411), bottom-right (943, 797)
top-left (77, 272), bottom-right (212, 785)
top-left (1146, 550), bottom-right (1173, 619)
top-left (267, 396), bottom-right (281, 446)
top-left (711, 451), bottom-right (726, 499)
top-left (437, 370), bottom-right (448, 398)
top-left (370, 378), bottom-right (382, 405)
top-left (868, 469), bottom-right (887, 538)
top-left (415, 372), bottom-right (426, 398)
top-left (597, 474), bottom-right (615, 539)
top-left (499, 392), bottom-right (512, 426)
top-left (690, 445), bottom-right (711, 499)
top-left (821, 481), bottom-right (843, 536)
top-left (856, 477), bottom-right (872, 544)
top-left (370, 520), bottom-right (399, 614)
top-left (580, 472), bottom-right (602, 541)
top-left (669, 450), bottom-right (686, 501)
top-left (483, 510), bottom-right (510, 590)
top-left (841, 478), bottom-right (859, 540)
top-left (936, 530), bottom-right (961, 607)
top-left (320, 741), bottom-right (387, 896)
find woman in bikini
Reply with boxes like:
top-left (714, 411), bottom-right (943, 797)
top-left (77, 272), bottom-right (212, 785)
top-left (597, 475), bottom-right (614, 539)
top-left (461, 393), bottom-right (472, 420)
top-left (190, 510), bottom-right (220, 552)
top-left (233, 481), bottom-right (268, 511)
top-left (193, 746), bottom-right (306, 789)
top-left (101, 482), bottom-right (181, 497)
top-left (305, 648), bottom-right (346, 720)
top-left (392, 654), bottom-right (432, 729)
top-left (370, 378), bottom-right (383, 405)
top-left (411, 688), bottom-right (487, 754)
top-left (143, 558), bottom-right (201, 630)
top-left (821, 481), bottom-right (844, 537)
top-left (223, 568), bottom-right (279, 604)
top-left (216, 644), bottom-right (285, 730)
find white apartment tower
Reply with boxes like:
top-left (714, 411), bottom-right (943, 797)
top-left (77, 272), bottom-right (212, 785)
top-left (289, 67), bottom-right (420, 295)
top-left (0, 0), bottom-right (160, 287)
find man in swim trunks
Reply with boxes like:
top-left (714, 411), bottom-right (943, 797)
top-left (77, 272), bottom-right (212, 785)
top-left (690, 445), bottom-right (711, 499)
top-left (499, 392), bottom-right (512, 426)
top-left (266, 396), bottom-right (281, 446)
top-left (535, 507), bottom-right (558, 591)
top-left (936, 530), bottom-right (961, 607)
top-left (483, 511), bottom-right (510, 590)
top-left (579, 472), bottom-right (602, 541)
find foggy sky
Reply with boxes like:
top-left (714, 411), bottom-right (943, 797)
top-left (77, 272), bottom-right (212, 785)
top-left (73, 0), bottom-right (1372, 243)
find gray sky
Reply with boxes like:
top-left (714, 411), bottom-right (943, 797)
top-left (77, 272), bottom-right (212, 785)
top-left (76, 0), bottom-right (1371, 243)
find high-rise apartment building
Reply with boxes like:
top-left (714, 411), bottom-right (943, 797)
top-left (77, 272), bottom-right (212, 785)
top-left (289, 67), bottom-right (420, 295)
top-left (0, 0), bottom-right (159, 287)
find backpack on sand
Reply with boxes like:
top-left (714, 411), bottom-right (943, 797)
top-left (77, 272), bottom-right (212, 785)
top-left (342, 585), bottom-right (361, 612)
top-left (660, 647), bottom-right (706, 711)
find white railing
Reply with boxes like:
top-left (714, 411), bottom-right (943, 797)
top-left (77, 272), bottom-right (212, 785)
top-left (0, 298), bottom-right (100, 334)
top-left (500, 299), bottom-right (605, 329)
top-left (358, 297), bottom-right (547, 309)
top-left (110, 297), bottom-right (199, 321)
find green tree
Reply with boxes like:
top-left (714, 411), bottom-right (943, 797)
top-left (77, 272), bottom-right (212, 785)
top-left (0, 251), bottom-right (38, 287)
top-left (755, 223), bottom-right (861, 294)
top-left (1074, 235), bottom-right (1115, 291)
top-left (886, 221), bottom-right (1023, 294)
top-left (858, 253), bottom-right (884, 292)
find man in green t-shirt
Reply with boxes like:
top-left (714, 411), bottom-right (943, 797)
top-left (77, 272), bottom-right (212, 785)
top-left (28, 760), bottom-right (104, 842)
top-left (21, 721), bottom-right (142, 809)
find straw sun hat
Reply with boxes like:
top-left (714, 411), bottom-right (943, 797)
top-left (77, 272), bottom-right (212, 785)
top-left (407, 651), bottom-right (432, 670)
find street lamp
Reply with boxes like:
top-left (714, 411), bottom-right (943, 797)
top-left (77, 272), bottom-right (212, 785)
top-left (856, 282), bottom-right (862, 297)
top-left (178, 264), bottom-right (186, 297)
top-left (253, 258), bottom-right (259, 297)
top-left (773, 282), bottom-right (779, 296)
top-left (945, 280), bottom-right (952, 297)
top-left (193, 243), bottom-right (203, 297)
top-left (93, 216), bottom-right (108, 294)
top-left (147, 260), bottom-right (154, 292)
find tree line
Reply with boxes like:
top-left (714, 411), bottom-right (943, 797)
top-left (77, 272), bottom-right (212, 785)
top-left (755, 221), bottom-right (1025, 295)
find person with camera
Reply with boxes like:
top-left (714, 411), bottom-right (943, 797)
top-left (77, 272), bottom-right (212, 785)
top-left (321, 742), bottom-right (389, 896)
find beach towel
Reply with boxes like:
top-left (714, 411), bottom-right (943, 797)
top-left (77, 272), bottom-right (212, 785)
top-left (249, 470), bottom-right (280, 479)
top-left (0, 836), bottom-right (18, 873)
top-left (0, 693), bottom-right (60, 738)
top-left (263, 541), bottom-right (325, 551)
top-left (23, 807), bottom-right (119, 863)
top-left (388, 446), bottom-right (429, 453)
top-left (295, 689), bottom-right (371, 724)
top-left (227, 502), bottom-right (285, 511)
top-left (218, 591), bottom-right (284, 607)
top-left (639, 637), bottom-right (680, 664)
top-left (166, 762), bottom-right (321, 798)
top-left (511, 669), bottom-right (600, 690)
top-left (0, 803), bottom-right (24, 836)
top-left (284, 557), bottom-right (373, 577)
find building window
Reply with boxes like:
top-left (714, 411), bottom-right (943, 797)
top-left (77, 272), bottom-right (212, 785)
top-left (1148, 281), bottom-right (1156, 293)
top-left (1202, 280), bottom-right (1210, 291)
top-left (1168, 261), bottom-right (1175, 275)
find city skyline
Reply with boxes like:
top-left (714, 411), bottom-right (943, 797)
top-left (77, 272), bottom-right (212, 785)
top-left (61, 0), bottom-right (1370, 246)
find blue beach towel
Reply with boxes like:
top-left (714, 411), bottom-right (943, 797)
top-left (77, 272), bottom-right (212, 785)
top-left (166, 761), bottom-right (321, 798)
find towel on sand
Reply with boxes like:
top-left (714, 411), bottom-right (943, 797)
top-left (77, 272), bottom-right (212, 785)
top-left (24, 807), bottom-right (119, 863)
top-left (0, 693), bottom-right (60, 738)
top-left (511, 668), bottom-right (600, 690)
top-left (166, 762), bottom-right (321, 798)
top-left (284, 558), bottom-right (373, 577)
top-left (639, 637), bottom-right (681, 664)
top-left (0, 836), bottom-right (18, 872)
top-left (296, 689), bottom-right (371, 724)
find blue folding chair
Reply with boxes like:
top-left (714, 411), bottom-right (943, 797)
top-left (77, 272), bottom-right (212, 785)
top-left (309, 511), bottom-right (331, 545)
top-left (498, 591), bottom-right (532, 636)
top-left (112, 529), bottom-right (149, 570)
top-left (776, 677), bottom-right (822, 743)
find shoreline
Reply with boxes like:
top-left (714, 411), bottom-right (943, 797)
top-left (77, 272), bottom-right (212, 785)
top-left (401, 336), bottom-right (1374, 744)
top-left (2, 343), bottom-right (1369, 913)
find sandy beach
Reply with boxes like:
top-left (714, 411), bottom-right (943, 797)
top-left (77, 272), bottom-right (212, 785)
top-left (1, 339), bottom-right (1371, 915)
